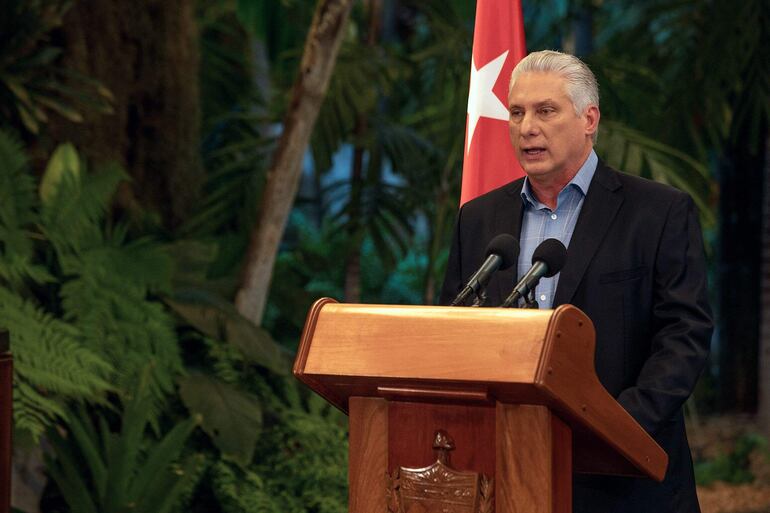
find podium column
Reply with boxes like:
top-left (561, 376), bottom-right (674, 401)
top-left (0, 331), bottom-right (11, 513)
top-left (496, 403), bottom-right (572, 513)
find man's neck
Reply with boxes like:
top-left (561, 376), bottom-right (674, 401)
top-left (528, 147), bottom-right (593, 209)
top-left (529, 173), bottom-right (577, 210)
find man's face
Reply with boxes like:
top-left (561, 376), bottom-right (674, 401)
top-left (507, 72), bottom-right (598, 182)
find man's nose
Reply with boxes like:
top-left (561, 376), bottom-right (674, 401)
top-left (520, 112), bottom-right (539, 137)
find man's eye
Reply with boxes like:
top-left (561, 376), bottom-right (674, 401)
top-left (539, 107), bottom-right (555, 115)
top-left (510, 109), bottom-right (523, 118)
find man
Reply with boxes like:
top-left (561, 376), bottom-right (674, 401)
top-left (440, 50), bottom-right (713, 512)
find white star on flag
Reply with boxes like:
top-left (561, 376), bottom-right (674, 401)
top-left (466, 50), bottom-right (510, 154)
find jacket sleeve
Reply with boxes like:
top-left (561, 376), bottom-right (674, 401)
top-left (616, 193), bottom-right (713, 435)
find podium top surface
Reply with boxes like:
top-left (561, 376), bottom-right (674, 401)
top-left (301, 302), bottom-right (555, 383)
top-left (294, 298), bottom-right (668, 481)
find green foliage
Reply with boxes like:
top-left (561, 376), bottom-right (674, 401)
top-left (263, 212), bottom-right (425, 343)
top-left (46, 378), bottom-right (203, 513)
top-left (596, 120), bottom-right (716, 228)
top-left (1, 287), bottom-right (112, 440)
top-left (210, 403), bottom-right (348, 513)
top-left (179, 373), bottom-right (263, 467)
top-left (695, 433), bottom-right (770, 486)
top-left (0, 134), bottom-right (183, 438)
top-left (0, 131), bottom-right (113, 439)
top-left (0, 0), bottom-right (112, 134)
top-left (38, 145), bottom-right (183, 415)
top-left (167, 289), bottom-right (293, 375)
top-left (39, 150), bottom-right (125, 256)
top-left (249, 405), bottom-right (348, 513)
top-left (159, 240), bottom-right (348, 510)
top-left (165, 285), bottom-right (294, 465)
top-left (189, 1), bottom-right (281, 240)
top-left (588, 0), bottom-right (768, 162)
top-left (209, 462), bottom-right (277, 513)
top-left (0, 130), bottom-right (53, 287)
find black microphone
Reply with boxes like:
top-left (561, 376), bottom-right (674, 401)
top-left (450, 234), bottom-right (520, 306)
top-left (501, 238), bottom-right (567, 308)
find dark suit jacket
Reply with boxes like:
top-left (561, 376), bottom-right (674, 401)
top-left (440, 160), bottom-right (713, 513)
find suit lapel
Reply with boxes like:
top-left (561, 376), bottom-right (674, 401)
top-left (493, 180), bottom-right (525, 304)
top-left (553, 162), bottom-right (623, 306)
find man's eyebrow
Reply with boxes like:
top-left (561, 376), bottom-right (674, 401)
top-left (508, 98), bottom-right (558, 108)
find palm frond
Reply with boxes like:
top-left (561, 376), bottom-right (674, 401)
top-left (597, 120), bottom-right (716, 227)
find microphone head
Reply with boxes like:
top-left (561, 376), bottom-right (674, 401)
top-left (532, 238), bottom-right (567, 277)
top-left (485, 234), bottom-right (520, 270)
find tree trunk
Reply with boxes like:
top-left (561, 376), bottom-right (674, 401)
top-left (757, 132), bottom-right (770, 429)
top-left (344, 128), bottom-right (365, 303)
top-left (235, 0), bottom-right (353, 325)
top-left (344, 0), bottom-right (382, 304)
top-left (47, 0), bottom-right (203, 228)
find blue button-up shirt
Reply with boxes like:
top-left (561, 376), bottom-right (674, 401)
top-left (517, 150), bottom-right (598, 308)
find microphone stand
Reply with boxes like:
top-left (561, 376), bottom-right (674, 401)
top-left (524, 289), bottom-right (539, 309)
top-left (472, 290), bottom-right (487, 307)
top-left (507, 288), bottom-right (539, 309)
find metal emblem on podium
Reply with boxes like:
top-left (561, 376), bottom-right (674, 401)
top-left (387, 430), bottom-right (494, 513)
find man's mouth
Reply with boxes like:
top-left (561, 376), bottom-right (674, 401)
top-left (523, 147), bottom-right (546, 156)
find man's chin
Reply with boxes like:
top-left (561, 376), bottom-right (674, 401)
top-left (519, 162), bottom-right (553, 177)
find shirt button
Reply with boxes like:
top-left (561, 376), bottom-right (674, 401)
top-left (540, 294), bottom-right (547, 301)
top-left (550, 213), bottom-right (557, 220)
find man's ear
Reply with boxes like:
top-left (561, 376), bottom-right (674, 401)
top-left (584, 105), bottom-right (600, 136)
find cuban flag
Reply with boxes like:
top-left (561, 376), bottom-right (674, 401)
top-left (461, 0), bottom-right (527, 205)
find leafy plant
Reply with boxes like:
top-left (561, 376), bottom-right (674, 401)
top-left (37, 144), bottom-right (184, 418)
top-left (0, 128), bottom-right (53, 286)
top-left (0, 131), bottom-right (184, 438)
top-left (595, 120), bottom-right (716, 228)
top-left (695, 433), bottom-right (769, 486)
top-left (161, 249), bottom-right (348, 510)
top-left (46, 376), bottom-right (203, 513)
top-left (209, 389), bottom-right (348, 513)
top-left (1, 287), bottom-right (113, 440)
top-left (0, 0), bottom-right (113, 134)
top-left (166, 286), bottom-right (294, 465)
top-left (0, 130), bottom-right (112, 439)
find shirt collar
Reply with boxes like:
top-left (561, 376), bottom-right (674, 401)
top-left (521, 149), bottom-right (598, 209)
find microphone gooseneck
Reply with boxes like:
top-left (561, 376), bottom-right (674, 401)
top-left (501, 238), bottom-right (567, 308)
top-left (450, 234), bottom-right (520, 306)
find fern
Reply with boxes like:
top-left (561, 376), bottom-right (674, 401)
top-left (211, 462), bottom-right (282, 513)
top-left (0, 130), bottom-right (54, 287)
top-left (60, 264), bottom-right (181, 394)
top-left (34, 147), bottom-right (183, 416)
top-left (39, 156), bottom-right (126, 264)
top-left (0, 135), bottom-right (183, 437)
top-left (0, 286), bottom-right (112, 439)
top-left (250, 408), bottom-right (348, 513)
top-left (0, 132), bottom-right (115, 439)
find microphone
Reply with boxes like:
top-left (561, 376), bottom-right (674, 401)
top-left (450, 234), bottom-right (519, 306)
top-left (501, 238), bottom-right (567, 308)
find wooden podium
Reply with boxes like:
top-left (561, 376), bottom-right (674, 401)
top-left (293, 299), bottom-right (667, 513)
top-left (0, 331), bottom-right (11, 513)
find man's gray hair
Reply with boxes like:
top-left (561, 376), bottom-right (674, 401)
top-left (509, 50), bottom-right (600, 142)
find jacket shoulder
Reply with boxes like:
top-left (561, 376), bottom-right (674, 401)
top-left (460, 178), bottom-right (524, 215)
top-left (597, 162), bottom-right (691, 204)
